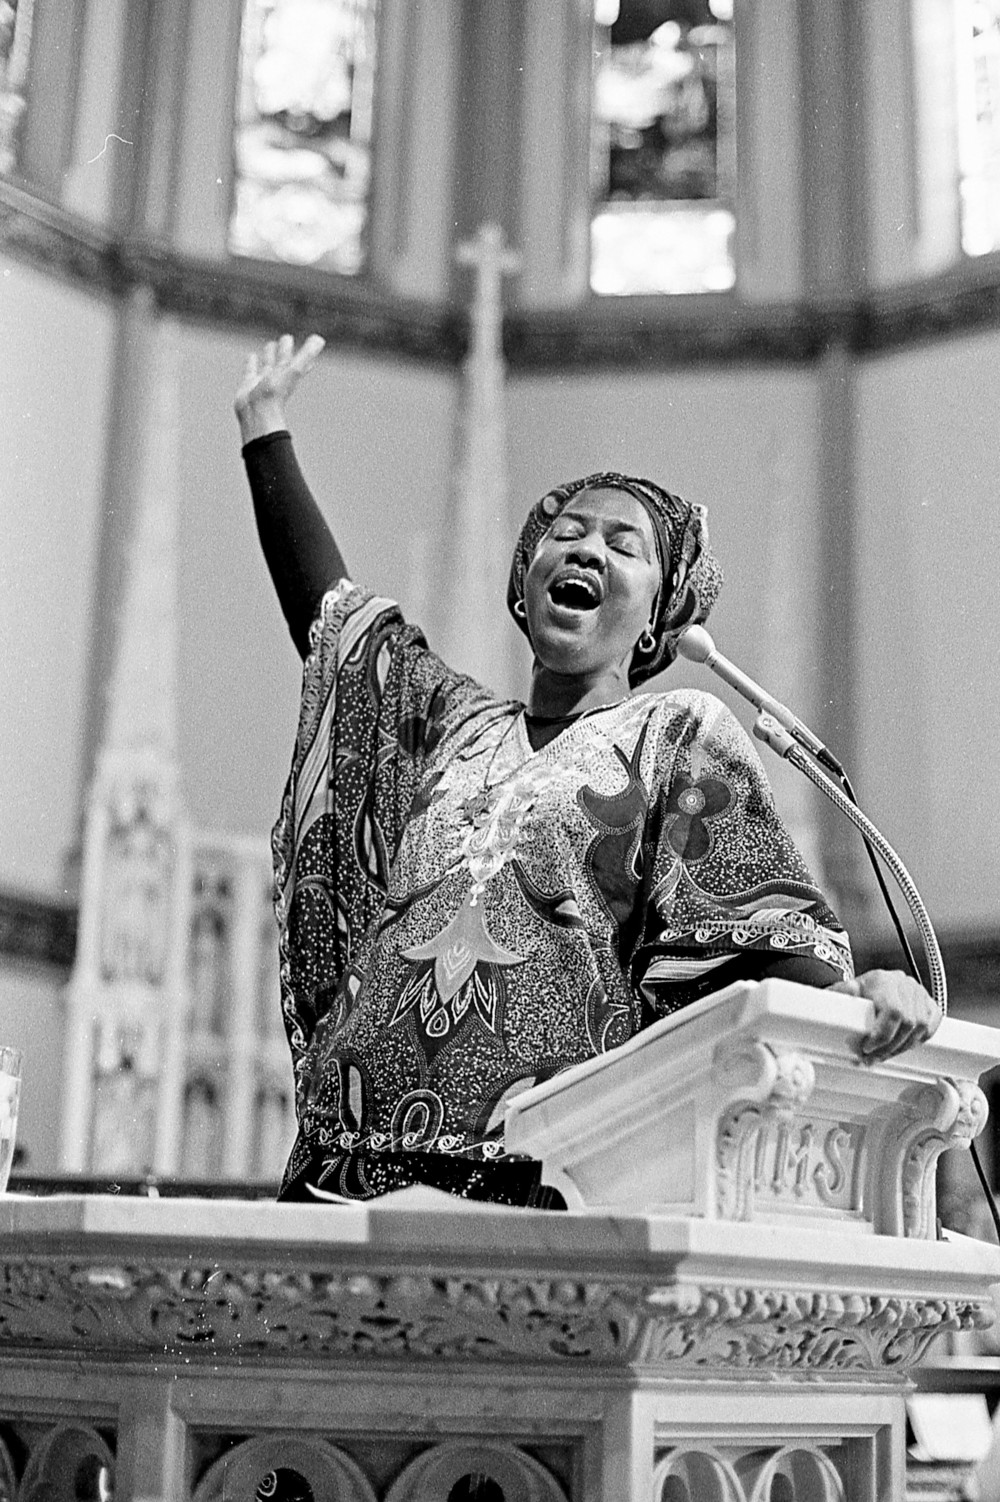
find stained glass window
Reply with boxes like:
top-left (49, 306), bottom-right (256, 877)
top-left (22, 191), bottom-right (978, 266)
top-left (590, 0), bottom-right (736, 296)
top-left (0, 0), bottom-right (33, 177)
top-left (956, 0), bottom-right (1000, 256)
top-left (230, 0), bottom-right (378, 274)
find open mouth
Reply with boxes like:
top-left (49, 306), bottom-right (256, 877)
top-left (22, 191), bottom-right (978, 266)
top-left (547, 574), bottom-right (602, 612)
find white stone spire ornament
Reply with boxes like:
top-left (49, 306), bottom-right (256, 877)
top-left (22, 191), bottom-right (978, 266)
top-left (62, 313), bottom-right (192, 1175)
top-left (437, 222), bottom-right (521, 695)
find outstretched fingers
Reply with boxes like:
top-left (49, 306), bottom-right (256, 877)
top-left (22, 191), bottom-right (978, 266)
top-left (234, 332), bottom-right (326, 440)
top-left (290, 333), bottom-right (326, 375)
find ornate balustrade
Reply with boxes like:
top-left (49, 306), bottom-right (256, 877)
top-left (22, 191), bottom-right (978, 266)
top-left (2, 982), bottom-right (1000, 1501)
top-left (0, 1187), bottom-right (997, 1501)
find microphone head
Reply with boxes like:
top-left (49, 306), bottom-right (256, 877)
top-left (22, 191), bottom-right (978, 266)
top-left (676, 624), bottom-right (716, 664)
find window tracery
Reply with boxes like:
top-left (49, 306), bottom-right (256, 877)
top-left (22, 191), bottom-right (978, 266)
top-left (229, 0), bottom-right (379, 274)
top-left (590, 0), bottom-right (736, 295)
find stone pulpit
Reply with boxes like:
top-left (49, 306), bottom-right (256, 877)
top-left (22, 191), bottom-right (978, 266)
top-left (2, 980), bottom-right (1000, 1501)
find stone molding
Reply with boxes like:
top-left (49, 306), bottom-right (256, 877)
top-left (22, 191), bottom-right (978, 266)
top-left (0, 180), bottom-right (465, 365)
top-left (502, 301), bottom-right (832, 369)
top-left (0, 1250), bottom-right (992, 1377)
top-left (4, 179), bottom-right (1000, 368)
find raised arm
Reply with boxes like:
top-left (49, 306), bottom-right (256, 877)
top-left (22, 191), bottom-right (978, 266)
top-left (235, 334), bottom-right (349, 658)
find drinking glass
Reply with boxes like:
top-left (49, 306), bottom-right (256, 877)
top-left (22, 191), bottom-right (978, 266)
top-left (0, 1046), bottom-right (22, 1192)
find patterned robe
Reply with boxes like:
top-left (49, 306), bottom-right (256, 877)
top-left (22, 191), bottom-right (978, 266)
top-left (273, 582), bottom-right (853, 1200)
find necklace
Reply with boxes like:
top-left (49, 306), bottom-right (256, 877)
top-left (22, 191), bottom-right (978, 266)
top-left (459, 712), bottom-right (523, 822)
top-left (458, 698), bottom-right (629, 825)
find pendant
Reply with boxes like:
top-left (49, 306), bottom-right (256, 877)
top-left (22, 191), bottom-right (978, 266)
top-left (460, 790), bottom-right (493, 823)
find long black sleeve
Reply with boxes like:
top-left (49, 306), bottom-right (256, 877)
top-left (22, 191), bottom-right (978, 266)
top-left (242, 430), bottom-right (349, 659)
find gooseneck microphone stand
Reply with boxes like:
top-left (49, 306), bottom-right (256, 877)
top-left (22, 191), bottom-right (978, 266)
top-left (676, 625), bottom-right (1000, 1240)
top-left (750, 712), bottom-right (947, 1014)
top-left (676, 624), bottom-right (946, 1011)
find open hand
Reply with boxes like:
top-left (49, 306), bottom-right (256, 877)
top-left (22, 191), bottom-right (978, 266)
top-left (829, 968), bottom-right (943, 1062)
top-left (234, 333), bottom-right (326, 444)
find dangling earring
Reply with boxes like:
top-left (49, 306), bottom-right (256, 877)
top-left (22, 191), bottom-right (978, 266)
top-left (637, 628), bottom-right (656, 654)
top-left (513, 599), bottom-right (527, 620)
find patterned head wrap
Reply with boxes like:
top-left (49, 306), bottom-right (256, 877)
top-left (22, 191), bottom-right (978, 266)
top-left (507, 471), bottom-right (723, 687)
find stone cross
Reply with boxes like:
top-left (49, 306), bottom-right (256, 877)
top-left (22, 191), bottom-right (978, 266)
top-left (438, 222), bottom-right (521, 693)
top-left (455, 222), bottom-right (521, 361)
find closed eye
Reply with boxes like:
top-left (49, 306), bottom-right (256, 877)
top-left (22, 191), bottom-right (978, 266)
top-left (548, 517), bottom-right (651, 562)
top-left (551, 523), bottom-right (641, 552)
top-left (610, 536), bottom-right (643, 558)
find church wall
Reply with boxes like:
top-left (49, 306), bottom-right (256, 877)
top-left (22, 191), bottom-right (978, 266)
top-left (0, 258), bottom-right (115, 894)
top-left (173, 322), bottom-right (459, 843)
top-left (853, 326), bottom-right (1000, 931)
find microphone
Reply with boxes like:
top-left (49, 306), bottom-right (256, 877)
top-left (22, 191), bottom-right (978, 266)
top-left (676, 625), bottom-right (844, 776)
top-left (675, 630), bottom-right (955, 1115)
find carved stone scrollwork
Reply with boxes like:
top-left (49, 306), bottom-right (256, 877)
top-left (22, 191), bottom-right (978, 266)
top-left (638, 1283), bottom-right (994, 1373)
top-left (383, 1440), bottom-right (567, 1502)
top-left (714, 1042), bottom-right (817, 1120)
top-left (766, 1050), bottom-right (817, 1120)
top-left (869, 1078), bottom-right (990, 1238)
top-left (194, 1435), bottom-right (375, 1502)
top-left (714, 1044), bottom-right (818, 1220)
top-left (716, 1106), bottom-right (764, 1221)
top-left (0, 1261), bottom-right (640, 1365)
top-left (18, 1422), bottom-right (115, 1502)
top-left (901, 1079), bottom-right (989, 1239)
top-left (0, 1259), bottom-right (990, 1376)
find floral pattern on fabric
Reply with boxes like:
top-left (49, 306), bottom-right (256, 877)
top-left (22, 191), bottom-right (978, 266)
top-left (272, 584), bottom-right (853, 1199)
top-left (664, 772), bottom-right (732, 861)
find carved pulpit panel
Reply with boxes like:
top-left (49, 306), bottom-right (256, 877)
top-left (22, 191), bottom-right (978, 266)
top-left (505, 979), bottom-right (1000, 1238)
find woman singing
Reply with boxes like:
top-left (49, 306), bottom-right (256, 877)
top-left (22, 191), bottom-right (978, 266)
top-left (237, 334), bottom-right (942, 1207)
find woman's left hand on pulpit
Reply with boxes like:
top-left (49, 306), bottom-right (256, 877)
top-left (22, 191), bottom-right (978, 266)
top-left (829, 969), bottom-right (944, 1062)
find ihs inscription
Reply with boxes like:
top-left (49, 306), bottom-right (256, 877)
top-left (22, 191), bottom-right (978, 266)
top-left (717, 1108), bottom-right (859, 1219)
